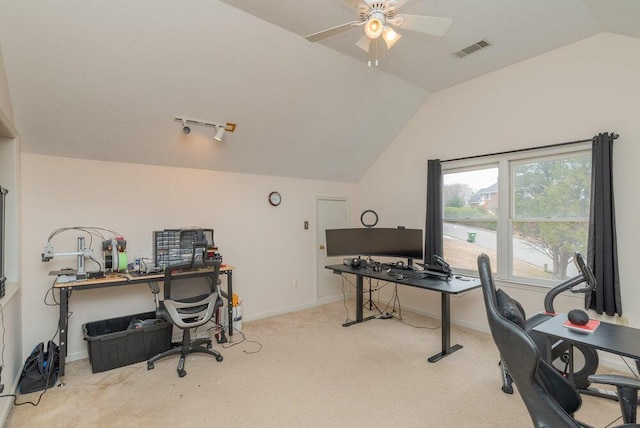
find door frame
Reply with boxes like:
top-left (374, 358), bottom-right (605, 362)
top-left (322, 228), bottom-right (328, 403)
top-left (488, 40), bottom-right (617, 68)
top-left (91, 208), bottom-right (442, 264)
top-left (316, 196), bottom-right (350, 301)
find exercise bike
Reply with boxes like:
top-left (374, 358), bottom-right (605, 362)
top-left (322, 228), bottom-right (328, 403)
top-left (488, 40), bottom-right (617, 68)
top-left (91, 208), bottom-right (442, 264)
top-left (500, 252), bottom-right (599, 394)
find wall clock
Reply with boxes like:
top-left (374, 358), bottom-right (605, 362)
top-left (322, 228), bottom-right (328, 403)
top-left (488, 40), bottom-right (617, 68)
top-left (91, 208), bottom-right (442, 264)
top-left (268, 191), bottom-right (282, 206)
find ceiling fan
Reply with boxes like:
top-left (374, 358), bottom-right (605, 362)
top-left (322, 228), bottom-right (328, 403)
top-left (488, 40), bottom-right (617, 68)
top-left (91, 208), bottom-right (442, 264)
top-left (305, 0), bottom-right (452, 66)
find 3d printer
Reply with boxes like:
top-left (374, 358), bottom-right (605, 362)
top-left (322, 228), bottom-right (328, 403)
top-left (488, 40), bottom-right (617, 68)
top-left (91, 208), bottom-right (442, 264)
top-left (42, 227), bottom-right (127, 282)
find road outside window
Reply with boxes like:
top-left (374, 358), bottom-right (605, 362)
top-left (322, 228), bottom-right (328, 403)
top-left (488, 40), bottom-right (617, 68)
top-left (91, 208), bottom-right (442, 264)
top-left (442, 149), bottom-right (591, 285)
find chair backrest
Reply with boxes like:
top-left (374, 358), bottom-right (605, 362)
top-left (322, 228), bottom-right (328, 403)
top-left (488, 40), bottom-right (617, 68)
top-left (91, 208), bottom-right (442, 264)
top-left (162, 260), bottom-right (222, 329)
top-left (477, 253), bottom-right (582, 428)
top-left (164, 260), bottom-right (220, 297)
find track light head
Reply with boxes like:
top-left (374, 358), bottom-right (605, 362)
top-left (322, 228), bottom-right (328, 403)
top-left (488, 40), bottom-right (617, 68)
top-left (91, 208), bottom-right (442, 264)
top-left (214, 126), bottom-right (226, 142)
top-left (180, 119), bottom-right (191, 135)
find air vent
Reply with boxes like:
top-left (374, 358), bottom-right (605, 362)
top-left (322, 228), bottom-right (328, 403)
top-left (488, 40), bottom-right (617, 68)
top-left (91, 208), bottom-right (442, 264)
top-left (454, 40), bottom-right (491, 58)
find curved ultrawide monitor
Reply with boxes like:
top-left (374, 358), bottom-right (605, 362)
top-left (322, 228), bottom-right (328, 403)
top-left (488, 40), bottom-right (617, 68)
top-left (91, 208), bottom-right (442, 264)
top-left (325, 228), bottom-right (423, 260)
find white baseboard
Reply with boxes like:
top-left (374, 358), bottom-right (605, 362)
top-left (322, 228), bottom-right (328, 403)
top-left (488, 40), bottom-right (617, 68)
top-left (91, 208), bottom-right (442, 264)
top-left (241, 294), bottom-right (347, 324)
top-left (0, 368), bottom-right (23, 427)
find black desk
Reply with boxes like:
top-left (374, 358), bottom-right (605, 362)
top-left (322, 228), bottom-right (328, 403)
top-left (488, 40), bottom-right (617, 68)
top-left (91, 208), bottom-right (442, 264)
top-left (533, 314), bottom-right (640, 361)
top-left (325, 264), bottom-right (481, 362)
top-left (53, 264), bottom-right (234, 379)
top-left (533, 314), bottom-right (640, 398)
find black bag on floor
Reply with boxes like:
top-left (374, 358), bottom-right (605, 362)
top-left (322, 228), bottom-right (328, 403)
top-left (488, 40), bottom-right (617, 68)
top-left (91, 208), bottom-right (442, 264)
top-left (18, 341), bottom-right (59, 394)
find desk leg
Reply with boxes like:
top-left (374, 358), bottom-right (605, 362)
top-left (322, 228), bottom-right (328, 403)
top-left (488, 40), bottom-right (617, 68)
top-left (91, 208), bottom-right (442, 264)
top-left (227, 271), bottom-right (233, 337)
top-left (58, 287), bottom-right (69, 381)
top-left (428, 293), bottom-right (463, 363)
top-left (343, 274), bottom-right (375, 327)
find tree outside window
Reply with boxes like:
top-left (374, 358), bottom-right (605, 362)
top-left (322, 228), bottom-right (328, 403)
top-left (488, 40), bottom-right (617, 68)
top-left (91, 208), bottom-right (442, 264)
top-left (442, 148), bottom-right (591, 284)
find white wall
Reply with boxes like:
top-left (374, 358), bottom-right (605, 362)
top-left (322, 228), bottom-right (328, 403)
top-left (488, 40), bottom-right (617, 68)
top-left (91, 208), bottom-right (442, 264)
top-left (357, 33), bottom-right (640, 361)
top-left (0, 41), bottom-right (15, 136)
top-left (20, 154), bottom-right (356, 360)
top-left (15, 31), bottom-right (640, 375)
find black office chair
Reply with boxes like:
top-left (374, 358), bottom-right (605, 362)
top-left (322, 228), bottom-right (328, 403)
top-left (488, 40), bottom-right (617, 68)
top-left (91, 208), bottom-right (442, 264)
top-left (477, 253), bottom-right (640, 427)
top-left (147, 260), bottom-right (223, 377)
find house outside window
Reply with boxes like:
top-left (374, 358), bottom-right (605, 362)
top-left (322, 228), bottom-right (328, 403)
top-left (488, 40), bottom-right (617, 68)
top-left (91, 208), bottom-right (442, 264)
top-left (441, 144), bottom-right (591, 286)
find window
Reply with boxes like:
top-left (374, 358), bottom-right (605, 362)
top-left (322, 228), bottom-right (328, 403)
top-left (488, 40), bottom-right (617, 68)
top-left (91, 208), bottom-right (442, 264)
top-left (442, 144), bottom-right (591, 285)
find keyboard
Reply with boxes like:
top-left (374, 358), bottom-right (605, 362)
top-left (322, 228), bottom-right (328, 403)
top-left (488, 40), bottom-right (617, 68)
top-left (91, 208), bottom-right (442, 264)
top-left (386, 268), bottom-right (451, 280)
top-left (386, 268), bottom-right (430, 280)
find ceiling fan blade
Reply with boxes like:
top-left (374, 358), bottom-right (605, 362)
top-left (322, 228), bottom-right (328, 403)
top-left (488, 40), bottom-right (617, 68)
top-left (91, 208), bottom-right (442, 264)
top-left (305, 21), bottom-right (362, 43)
top-left (396, 14), bottom-right (452, 36)
top-left (394, 0), bottom-right (411, 8)
top-left (355, 35), bottom-right (371, 52)
top-left (342, 0), bottom-right (367, 8)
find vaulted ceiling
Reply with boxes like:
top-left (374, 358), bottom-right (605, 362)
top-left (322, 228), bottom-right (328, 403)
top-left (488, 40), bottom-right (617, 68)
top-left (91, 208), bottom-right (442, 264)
top-left (1, 1), bottom-right (639, 182)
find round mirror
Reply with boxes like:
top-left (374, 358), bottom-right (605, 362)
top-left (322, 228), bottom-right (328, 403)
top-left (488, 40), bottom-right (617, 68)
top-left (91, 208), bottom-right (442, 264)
top-left (360, 210), bottom-right (378, 228)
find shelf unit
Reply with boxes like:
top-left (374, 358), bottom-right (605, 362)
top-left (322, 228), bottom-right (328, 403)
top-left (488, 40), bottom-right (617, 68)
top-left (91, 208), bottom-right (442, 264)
top-left (153, 228), bottom-right (214, 270)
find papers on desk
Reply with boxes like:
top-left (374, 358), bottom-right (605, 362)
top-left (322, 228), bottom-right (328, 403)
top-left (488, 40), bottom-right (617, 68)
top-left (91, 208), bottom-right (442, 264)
top-left (563, 319), bottom-right (600, 334)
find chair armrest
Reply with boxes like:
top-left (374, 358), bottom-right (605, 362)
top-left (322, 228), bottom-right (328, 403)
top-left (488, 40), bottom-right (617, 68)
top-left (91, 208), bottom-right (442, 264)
top-left (148, 281), bottom-right (160, 294)
top-left (589, 374), bottom-right (640, 425)
top-left (588, 374), bottom-right (640, 390)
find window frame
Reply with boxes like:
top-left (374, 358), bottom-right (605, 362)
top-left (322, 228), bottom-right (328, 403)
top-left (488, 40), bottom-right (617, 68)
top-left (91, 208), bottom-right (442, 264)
top-left (441, 142), bottom-right (592, 287)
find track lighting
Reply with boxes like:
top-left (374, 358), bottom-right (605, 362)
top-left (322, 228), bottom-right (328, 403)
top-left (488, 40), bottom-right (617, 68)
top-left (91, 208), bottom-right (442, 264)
top-left (174, 117), bottom-right (237, 142)
top-left (214, 126), bottom-right (225, 142)
top-left (181, 119), bottom-right (191, 135)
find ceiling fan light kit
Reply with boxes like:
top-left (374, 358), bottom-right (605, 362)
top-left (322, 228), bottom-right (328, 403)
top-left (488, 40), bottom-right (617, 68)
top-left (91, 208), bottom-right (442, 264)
top-left (364, 12), bottom-right (385, 39)
top-left (305, 0), bottom-right (452, 66)
top-left (382, 26), bottom-right (401, 49)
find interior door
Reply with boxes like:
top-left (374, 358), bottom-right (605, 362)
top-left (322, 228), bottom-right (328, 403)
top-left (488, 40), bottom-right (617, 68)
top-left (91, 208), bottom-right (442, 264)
top-left (316, 198), bottom-right (348, 299)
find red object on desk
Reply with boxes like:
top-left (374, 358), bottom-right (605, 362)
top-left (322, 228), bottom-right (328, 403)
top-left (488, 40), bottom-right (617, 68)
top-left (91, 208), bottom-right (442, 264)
top-left (563, 319), bottom-right (601, 333)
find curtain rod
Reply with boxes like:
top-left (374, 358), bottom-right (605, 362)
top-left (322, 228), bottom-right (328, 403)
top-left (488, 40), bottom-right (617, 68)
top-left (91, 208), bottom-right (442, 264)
top-left (441, 133), bottom-right (618, 163)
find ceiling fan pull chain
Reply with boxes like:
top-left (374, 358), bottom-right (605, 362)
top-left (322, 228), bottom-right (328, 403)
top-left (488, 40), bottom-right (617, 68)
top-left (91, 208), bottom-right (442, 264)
top-left (375, 39), bottom-right (379, 66)
top-left (370, 38), bottom-right (378, 67)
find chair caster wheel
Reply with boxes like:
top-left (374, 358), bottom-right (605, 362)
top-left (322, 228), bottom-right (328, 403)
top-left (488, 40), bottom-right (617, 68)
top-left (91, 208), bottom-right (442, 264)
top-left (178, 369), bottom-right (186, 377)
top-left (207, 343), bottom-right (212, 349)
top-left (216, 355), bottom-right (223, 362)
top-left (147, 363), bottom-right (154, 370)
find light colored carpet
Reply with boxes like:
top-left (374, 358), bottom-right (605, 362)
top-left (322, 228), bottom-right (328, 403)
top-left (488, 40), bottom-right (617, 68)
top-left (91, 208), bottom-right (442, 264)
top-left (7, 301), bottom-right (626, 427)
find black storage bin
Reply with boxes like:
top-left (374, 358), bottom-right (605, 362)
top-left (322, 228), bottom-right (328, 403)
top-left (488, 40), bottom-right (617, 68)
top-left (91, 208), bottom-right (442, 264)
top-left (82, 311), bottom-right (172, 373)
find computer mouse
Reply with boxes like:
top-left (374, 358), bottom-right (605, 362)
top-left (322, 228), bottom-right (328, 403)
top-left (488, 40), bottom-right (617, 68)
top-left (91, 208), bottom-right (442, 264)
top-left (568, 309), bottom-right (589, 326)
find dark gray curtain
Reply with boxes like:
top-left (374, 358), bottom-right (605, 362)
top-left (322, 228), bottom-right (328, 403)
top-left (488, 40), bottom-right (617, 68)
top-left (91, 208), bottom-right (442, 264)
top-left (425, 160), bottom-right (443, 263)
top-left (585, 132), bottom-right (622, 316)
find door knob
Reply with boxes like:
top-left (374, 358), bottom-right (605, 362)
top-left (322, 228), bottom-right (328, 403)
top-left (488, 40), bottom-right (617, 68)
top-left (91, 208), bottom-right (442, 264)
top-left (319, 245), bottom-right (325, 250)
